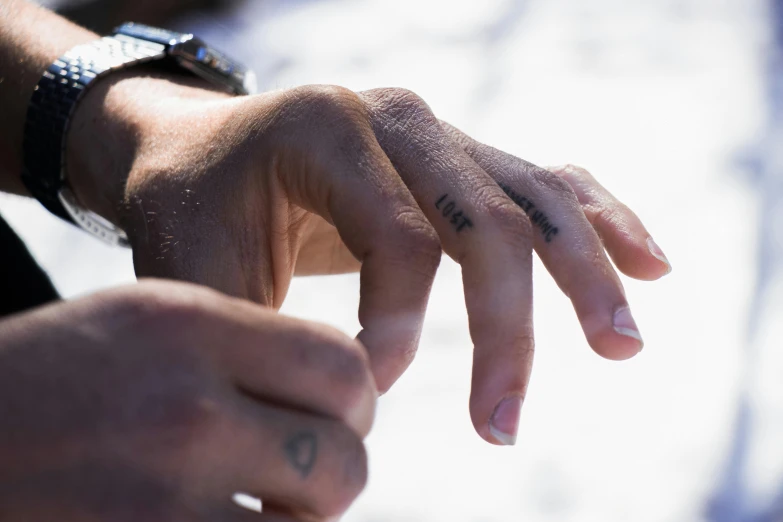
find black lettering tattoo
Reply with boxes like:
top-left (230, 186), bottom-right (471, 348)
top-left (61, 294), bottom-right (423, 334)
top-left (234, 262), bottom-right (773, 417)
top-left (284, 431), bottom-right (317, 479)
top-left (435, 194), bottom-right (474, 233)
top-left (498, 183), bottom-right (560, 243)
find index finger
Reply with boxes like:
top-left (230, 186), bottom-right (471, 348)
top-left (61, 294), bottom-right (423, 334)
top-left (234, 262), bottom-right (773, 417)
top-left (253, 86), bottom-right (443, 393)
top-left (151, 282), bottom-right (378, 438)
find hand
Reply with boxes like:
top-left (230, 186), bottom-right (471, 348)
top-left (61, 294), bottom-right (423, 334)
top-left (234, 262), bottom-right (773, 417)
top-left (0, 280), bottom-right (376, 521)
top-left (67, 74), bottom-right (670, 446)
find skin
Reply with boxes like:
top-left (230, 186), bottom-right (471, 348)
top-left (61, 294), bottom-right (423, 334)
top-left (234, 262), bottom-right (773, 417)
top-left (0, 280), bottom-right (376, 521)
top-left (64, 76), bottom-right (669, 440)
top-left (0, 1), bottom-right (671, 518)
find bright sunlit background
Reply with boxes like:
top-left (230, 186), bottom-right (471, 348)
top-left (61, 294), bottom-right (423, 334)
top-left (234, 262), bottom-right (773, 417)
top-left (2, 0), bottom-right (781, 520)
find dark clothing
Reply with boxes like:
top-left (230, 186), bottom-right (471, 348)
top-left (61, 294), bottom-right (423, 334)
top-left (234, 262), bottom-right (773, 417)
top-left (0, 214), bottom-right (59, 318)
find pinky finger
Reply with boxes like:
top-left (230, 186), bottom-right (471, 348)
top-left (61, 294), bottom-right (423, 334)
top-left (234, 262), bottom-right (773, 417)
top-left (547, 164), bottom-right (672, 280)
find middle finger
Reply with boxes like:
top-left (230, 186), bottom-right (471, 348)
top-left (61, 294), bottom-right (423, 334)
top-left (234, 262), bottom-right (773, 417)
top-left (360, 88), bottom-right (536, 447)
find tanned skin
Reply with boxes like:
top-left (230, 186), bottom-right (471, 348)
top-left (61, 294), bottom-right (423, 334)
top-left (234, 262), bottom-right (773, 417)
top-left (0, 2), bottom-right (669, 518)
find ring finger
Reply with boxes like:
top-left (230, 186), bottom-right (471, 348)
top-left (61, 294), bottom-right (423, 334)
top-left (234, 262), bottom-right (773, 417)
top-left (441, 121), bottom-right (645, 360)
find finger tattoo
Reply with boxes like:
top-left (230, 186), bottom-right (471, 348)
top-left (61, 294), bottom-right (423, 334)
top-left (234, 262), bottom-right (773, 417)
top-left (284, 431), bottom-right (318, 479)
top-left (435, 194), bottom-right (474, 233)
top-left (498, 183), bottom-right (560, 243)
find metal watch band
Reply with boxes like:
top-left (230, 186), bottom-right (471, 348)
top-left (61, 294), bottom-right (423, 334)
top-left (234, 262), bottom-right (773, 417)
top-left (21, 35), bottom-right (166, 246)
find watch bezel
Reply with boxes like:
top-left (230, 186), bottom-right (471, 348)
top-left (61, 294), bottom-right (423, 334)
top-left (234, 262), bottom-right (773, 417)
top-left (114, 22), bottom-right (256, 95)
top-left (113, 22), bottom-right (193, 46)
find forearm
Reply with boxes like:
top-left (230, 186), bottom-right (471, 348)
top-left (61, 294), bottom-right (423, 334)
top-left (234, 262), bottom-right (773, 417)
top-left (0, 2), bottom-right (224, 223)
top-left (0, 1), bottom-right (96, 195)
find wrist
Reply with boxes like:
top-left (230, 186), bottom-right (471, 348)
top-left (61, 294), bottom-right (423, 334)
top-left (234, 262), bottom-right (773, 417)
top-left (65, 71), bottom-right (143, 225)
top-left (65, 69), bottom-right (230, 226)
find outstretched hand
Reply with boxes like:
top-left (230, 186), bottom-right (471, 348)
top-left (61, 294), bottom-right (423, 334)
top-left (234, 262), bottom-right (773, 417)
top-left (68, 74), bottom-right (670, 446)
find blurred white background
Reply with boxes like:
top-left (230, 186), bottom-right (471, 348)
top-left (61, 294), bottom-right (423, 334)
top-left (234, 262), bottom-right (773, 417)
top-left (2, 0), bottom-right (781, 520)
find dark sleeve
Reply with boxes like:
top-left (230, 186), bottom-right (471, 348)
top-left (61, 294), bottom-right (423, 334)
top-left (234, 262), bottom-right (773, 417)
top-left (0, 214), bottom-right (60, 318)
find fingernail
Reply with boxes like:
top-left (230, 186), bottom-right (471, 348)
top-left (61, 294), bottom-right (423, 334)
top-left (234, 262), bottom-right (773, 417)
top-left (647, 237), bottom-right (672, 274)
top-left (490, 396), bottom-right (523, 446)
top-left (613, 306), bottom-right (644, 348)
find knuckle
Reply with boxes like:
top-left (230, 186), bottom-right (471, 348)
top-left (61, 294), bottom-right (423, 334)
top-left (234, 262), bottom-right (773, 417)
top-left (551, 163), bottom-right (592, 182)
top-left (478, 185), bottom-right (534, 245)
top-left (591, 204), bottom-right (622, 229)
top-left (96, 285), bottom-right (162, 328)
top-left (105, 280), bottom-right (222, 333)
top-left (390, 209), bottom-right (443, 277)
top-left (562, 163), bottom-right (591, 176)
top-left (290, 324), bottom-right (373, 411)
top-left (161, 394), bottom-right (227, 448)
top-left (322, 340), bottom-right (373, 407)
top-left (288, 84), bottom-right (368, 131)
top-left (475, 324), bottom-right (535, 359)
top-left (380, 87), bottom-right (430, 111)
top-left (320, 424), bottom-right (369, 514)
top-left (531, 167), bottom-right (578, 200)
top-left (368, 87), bottom-right (436, 129)
top-left (508, 330), bottom-right (536, 358)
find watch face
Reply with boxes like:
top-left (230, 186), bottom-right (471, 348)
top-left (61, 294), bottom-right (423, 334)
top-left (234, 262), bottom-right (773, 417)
top-left (114, 22), bottom-right (192, 46)
top-left (171, 38), bottom-right (255, 95)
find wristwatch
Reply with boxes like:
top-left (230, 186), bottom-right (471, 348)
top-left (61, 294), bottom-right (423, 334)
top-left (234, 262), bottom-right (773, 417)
top-left (21, 22), bottom-right (256, 247)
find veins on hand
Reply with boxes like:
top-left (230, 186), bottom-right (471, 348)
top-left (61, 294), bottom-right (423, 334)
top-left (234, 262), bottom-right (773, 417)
top-left (435, 194), bottom-right (474, 233)
top-left (498, 183), bottom-right (560, 243)
top-left (284, 431), bottom-right (317, 479)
